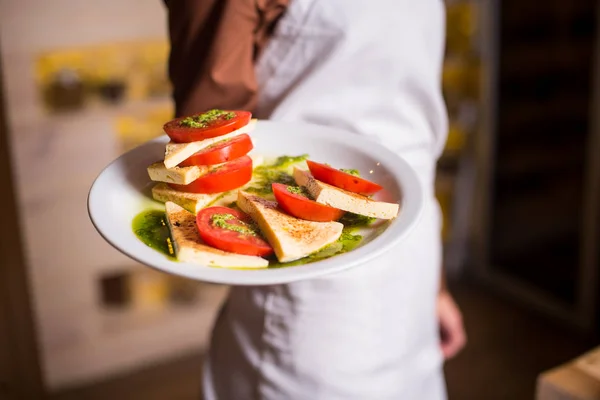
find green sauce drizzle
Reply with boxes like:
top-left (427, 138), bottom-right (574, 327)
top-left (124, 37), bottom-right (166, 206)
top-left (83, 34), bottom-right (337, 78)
top-left (132, 210), bottom-right (175, 259)
top-left (338, 212), bottom-right (377, 228)
top-left (247, 154), bottom-right (309, 196)
top-left (179, 109), bottom-right (235, 128)
top-left (269, 227), bottom-right (364, 268)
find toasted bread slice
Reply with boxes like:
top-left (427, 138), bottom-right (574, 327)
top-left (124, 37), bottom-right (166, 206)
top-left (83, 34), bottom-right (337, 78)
top-left (152, 183), bottom-right (221, 214)
top-left (147, 161), bottom-right (208, 185)
top-left (294, 168), bottom-right (399, 220)
top-left (237, 191), bottom-right (343, 263)
top-left (164, 119), bottom-right (257, 169)
top-left (165, 202), bottom-right (268, 268)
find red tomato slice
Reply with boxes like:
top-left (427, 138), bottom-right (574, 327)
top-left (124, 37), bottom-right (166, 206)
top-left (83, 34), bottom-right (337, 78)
top-left (179, 134), bottom-right (254, 167)
top-left (196, 206), bottom-right (273, 257)
top-left (272, 183), bottom-right (345, 222)
top-left (164, 110), bottom-right (251, 143)
top-left (306, 160), bottom-right (383, 196)
top-left (168, 155), bottom-right (252, 194)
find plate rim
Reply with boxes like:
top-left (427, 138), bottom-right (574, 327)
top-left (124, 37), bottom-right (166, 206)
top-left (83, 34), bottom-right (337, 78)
top-left (88, 120), bottom-right (424, 285)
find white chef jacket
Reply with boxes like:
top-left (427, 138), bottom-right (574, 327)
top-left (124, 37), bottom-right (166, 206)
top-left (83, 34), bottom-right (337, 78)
top-left (203, 0), bottom-right (448, 398)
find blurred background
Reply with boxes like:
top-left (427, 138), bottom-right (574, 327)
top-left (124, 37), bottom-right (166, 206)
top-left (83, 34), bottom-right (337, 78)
top-left (0, 0), bottom-right (599, 399)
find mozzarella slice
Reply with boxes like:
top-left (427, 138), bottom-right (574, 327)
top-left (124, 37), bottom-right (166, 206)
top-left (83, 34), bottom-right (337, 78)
top-left (165, 202), bottom-right (268, 268)
top-left (237, 191), bottom-right (343, 263)
top-left (152, 183), bottom-right (221, 214)
top-left (164, 119), bottom-right (257, 169)
top-left (293, 168), bottom-right (399, 220)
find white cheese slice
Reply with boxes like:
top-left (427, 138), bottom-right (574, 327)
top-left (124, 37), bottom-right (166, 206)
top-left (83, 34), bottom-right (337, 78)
top-left (147, 162), bottom-right (208, 185)
top-left (152, 183), bottom-right (221, 214)
top-left (164, 119), bottom-right (257, 169)
top-left (165, 202), bottom-right (268, 268)
top-left (293, 168), bottom-right (399, 220)
top-left (237, 191), bottom-right (343, 263)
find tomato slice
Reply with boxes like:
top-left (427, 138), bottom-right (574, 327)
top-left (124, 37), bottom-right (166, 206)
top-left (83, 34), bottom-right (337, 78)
top-left (179, 134), bottom-right (254, 167)
top-left (168, 155), bottom-right (253, 194)
top-left (272, 183), bottom-right (345, 222)
top-left (196, 206), bottom-right (273, 257)
top-left (306, 160), bottom-right (383, 196)
top-left (164, 110), bottom-right (251, 143)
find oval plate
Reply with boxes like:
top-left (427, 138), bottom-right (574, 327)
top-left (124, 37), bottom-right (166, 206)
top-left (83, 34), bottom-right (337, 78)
top-left (88, 120), bottom-right (423, 285)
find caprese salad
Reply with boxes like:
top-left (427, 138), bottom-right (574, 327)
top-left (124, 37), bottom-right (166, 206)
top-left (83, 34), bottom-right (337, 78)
top-left (133, 109), bottom-right (400, 268)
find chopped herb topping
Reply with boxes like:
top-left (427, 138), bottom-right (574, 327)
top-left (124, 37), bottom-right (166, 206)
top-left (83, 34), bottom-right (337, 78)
top-left (210, 213), bottom-right (258, 236)
top-left (286, 185), bottom-right (311, 198)
top-left (340, 168), bottom-right (360, 177)
top-left (179, 109), bottom-right (235, 128)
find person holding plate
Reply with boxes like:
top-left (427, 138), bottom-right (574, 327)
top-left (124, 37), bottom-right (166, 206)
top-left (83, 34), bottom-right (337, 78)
top-left (163, 0), bottom-right (466, 398)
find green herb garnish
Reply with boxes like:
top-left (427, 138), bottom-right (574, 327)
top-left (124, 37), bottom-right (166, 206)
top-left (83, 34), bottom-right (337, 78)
top-left (340, 168), bottom-right (360, 177)
top-left (286, 185), bottom-right (312, 198)
top-left (179, 109), bottom-right (235, 128)
top-left (210, 213), bottom-right (258, 236)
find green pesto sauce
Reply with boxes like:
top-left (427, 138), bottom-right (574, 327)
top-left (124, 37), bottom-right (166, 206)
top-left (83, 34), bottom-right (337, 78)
top-left (246, 154), bottom-right (309, 196)
top-left (338, 212), bottom-right (377, 228)
top-left (340, 168), bottom-right (360, 177)
top-left (132, 210), bottom-right (175, 260)
top-left (179, 109), bottom-right (235, 128)
top-left (211, 213), bottom-right (257, 236)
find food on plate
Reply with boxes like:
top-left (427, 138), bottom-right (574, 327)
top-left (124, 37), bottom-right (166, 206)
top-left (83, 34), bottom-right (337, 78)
top-left (196, 206), bottom-right (273, 257)
top-left (272, 183), bottom-right (344, 222)
top-left (135, 109), bottom-right (400, 269)
top-left (167, 155), bottom-right (253, 194)
top-left (237, 191), bottom-right (344, 263)
top-left (165, 202), bottom-right (269, 268)
top-left (179, 134), bottom-right (253, 167)
top-left (164, 109), bottom-right (252, 143)
top-left (306, 160), bottom-right (383, 196)
top-left (147, 161), bottom-right (207, 185)
top-left (164, 118), bottom-right (256, 168)
top-left (293, 167), bottom-right (399, 220)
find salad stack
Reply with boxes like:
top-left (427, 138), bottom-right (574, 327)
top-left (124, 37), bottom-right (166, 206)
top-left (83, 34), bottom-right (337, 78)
top-left (143, 109), bottom-right (399, 269)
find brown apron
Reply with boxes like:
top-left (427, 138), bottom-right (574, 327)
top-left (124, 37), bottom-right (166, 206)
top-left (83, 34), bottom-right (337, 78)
top-left (163, 0), bottom-right (289, 117)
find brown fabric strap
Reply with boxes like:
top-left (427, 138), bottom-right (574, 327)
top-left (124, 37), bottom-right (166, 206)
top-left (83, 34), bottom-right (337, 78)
top-left (164, 0), bottom-right (289, 117)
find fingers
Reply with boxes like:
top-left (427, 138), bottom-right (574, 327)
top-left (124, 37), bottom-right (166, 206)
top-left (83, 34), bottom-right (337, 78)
top-left (438, 291), bottom-right (467, 360)
top-left (440, 318), bottom-right (466, 359)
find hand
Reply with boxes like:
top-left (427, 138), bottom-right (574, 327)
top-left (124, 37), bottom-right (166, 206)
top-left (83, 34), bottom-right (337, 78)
top-left (437, 289), bottom-right (466, 360)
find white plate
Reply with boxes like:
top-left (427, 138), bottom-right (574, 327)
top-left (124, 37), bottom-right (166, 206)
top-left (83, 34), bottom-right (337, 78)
top-left (88, 120), bottom-right (423, 285)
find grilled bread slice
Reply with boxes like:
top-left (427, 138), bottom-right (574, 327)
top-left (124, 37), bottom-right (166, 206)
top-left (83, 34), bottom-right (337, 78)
top-left (165, 201), bottom-right (268, 268)
top-left (237, 191), bottom-right (343, 263)
top-left (293, 168), bottom-right (399, 220)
